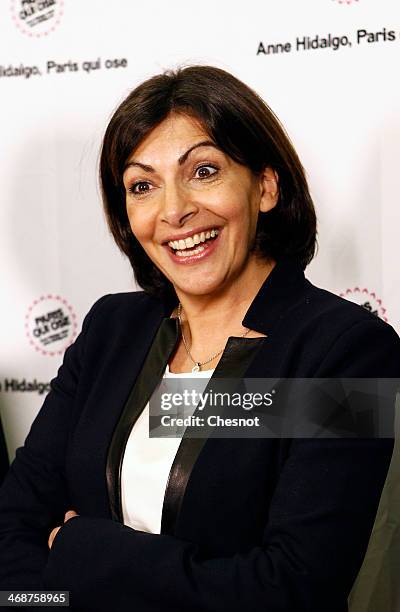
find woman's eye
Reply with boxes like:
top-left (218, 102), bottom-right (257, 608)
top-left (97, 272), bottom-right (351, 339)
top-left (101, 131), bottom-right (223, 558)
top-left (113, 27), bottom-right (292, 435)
top-left (128, 181), bottom-right (152, 196)
top-left (194, 165), bottom-right (218, 179)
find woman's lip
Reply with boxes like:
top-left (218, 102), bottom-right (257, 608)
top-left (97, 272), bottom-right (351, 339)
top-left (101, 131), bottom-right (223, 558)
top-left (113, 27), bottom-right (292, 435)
top-left (161, 226), bottom-right (221, 244)
top-left (164, 231), bottom-right (221, 265)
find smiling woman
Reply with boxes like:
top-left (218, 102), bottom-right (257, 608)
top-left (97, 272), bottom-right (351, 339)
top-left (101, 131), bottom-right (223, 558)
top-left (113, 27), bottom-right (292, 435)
top-left (100, 66), bottom-right (316, 298)
top-left (122, 113), bottom-right (278, 307)
top-left (0, 65), bottom-right (399, 612)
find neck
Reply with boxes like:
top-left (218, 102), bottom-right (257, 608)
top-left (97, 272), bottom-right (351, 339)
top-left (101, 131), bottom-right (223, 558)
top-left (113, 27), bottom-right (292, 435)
top-left (175, 258), bottom-right (275, 349)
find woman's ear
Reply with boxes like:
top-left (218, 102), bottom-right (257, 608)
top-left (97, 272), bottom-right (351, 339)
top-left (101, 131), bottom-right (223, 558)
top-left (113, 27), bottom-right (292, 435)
top-left (259, 167), bottom-right (279, 213)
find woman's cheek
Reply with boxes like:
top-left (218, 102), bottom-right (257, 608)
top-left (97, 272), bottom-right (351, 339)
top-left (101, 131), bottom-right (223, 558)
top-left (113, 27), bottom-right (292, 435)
top-left (126, 207), bottom-right (153, 241)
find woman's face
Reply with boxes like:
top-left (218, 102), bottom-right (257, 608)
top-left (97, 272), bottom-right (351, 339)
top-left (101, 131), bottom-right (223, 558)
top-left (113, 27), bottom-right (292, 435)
top-left (123, 113), bottom-right (278, 299)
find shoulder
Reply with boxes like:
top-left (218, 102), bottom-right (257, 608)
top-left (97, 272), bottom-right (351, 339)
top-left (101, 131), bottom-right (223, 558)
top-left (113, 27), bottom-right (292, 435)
top-left (300, 280), bottom-right (400, 376)
top-left (89, 290), bottom-right (160, 311)
top-left (75, 290), bottom-right (166, 349)
top-left (302, 279), bottom-right (397, 338)
top-left (260, 266), bottom-right (400, 377)
top-left (302, 279), bottom-right (385, 327)
top-left (83, 290), bottom-right (164, 326)
top-left (57, 290), bottom-right (166, 382)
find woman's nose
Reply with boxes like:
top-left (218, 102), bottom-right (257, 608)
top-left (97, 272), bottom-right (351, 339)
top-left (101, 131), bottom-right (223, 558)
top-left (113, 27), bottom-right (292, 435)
top-left (160, 182), bottom-right (198, 226)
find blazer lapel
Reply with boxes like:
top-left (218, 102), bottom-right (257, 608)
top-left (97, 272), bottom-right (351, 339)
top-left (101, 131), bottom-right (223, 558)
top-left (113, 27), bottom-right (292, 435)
top-left (161, 335), bottom-right (266, 535)
top-left (106, 316), bottom-right (180, 522)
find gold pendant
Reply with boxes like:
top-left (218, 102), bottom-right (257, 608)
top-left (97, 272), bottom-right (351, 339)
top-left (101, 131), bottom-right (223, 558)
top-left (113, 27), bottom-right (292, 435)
top-left (192, 363), bottom-right (200, 373)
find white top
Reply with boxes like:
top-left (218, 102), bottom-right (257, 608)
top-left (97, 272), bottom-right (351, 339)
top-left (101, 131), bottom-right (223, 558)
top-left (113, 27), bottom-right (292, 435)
top-left (121, 364), bottom-right (214, 534)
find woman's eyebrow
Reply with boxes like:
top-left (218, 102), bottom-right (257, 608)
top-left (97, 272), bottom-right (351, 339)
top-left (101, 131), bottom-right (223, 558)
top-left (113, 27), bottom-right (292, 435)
top-left (178, 140), bottom-right (218, 165)
top-left (124, 140), bottom-right (219, 173)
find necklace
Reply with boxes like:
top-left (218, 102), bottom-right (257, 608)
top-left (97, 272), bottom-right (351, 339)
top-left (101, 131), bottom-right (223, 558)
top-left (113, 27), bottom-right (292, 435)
top-left (177, 303), bottom-right (251, 373)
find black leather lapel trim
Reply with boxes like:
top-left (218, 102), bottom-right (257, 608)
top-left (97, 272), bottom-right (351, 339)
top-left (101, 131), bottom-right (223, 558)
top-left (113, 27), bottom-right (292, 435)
top-left (161, 336), bottom-right (266, 535)
top-left (106, 317), bottom-right (180, 522)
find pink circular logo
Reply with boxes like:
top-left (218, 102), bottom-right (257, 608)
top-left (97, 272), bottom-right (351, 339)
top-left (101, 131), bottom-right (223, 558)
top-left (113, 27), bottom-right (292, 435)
top-left (340, 287), bottom-right (388, 322)
top-left (10, 0), bottom-right (64, 38)
top-left (25, 295), bottom-right (77, 356)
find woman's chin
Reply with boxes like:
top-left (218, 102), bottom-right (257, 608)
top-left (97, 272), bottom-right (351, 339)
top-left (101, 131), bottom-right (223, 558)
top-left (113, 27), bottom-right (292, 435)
top-left (172, 276), bottom-right (227, 299)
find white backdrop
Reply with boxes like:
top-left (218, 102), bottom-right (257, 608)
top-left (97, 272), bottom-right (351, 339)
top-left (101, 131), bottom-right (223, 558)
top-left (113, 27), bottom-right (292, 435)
top-left (0, 1), bottom-right (399, 609)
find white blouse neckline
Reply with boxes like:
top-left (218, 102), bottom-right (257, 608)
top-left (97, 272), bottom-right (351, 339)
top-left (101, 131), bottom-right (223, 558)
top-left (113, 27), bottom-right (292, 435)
top-left (164, 363), bottom-right (215, 377)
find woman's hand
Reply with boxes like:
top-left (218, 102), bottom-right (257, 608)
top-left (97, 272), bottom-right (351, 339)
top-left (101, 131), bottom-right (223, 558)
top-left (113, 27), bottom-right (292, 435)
top-left (48, 510), bottom-right (79, 550)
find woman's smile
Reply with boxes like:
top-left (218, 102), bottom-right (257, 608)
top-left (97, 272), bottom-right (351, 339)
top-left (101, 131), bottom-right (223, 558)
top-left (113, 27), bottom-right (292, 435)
top-left (164, 227), bottom-right (221, 264)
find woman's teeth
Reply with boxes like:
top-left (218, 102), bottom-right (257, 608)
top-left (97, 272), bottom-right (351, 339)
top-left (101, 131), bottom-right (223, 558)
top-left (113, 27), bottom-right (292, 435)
top-left (168, 229), bottom-right (219, 256)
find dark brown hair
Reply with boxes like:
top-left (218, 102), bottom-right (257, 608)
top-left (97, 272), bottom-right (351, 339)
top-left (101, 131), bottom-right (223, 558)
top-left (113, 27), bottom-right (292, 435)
top-left (100, 65), bottom-right (317, 298)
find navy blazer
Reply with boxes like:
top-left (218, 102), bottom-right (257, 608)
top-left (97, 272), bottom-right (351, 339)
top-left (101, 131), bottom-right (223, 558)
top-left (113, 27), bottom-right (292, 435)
top-left (0, 259), bottom-right (399, 612)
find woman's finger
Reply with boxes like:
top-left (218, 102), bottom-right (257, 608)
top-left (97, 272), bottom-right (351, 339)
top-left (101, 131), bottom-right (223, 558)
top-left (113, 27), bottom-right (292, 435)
top-left (64, 509), bottom-right (79, 522)
top-left (48, 511), bottom-right (79, 550)
top-left (48, 525), bottom-right (61, 550)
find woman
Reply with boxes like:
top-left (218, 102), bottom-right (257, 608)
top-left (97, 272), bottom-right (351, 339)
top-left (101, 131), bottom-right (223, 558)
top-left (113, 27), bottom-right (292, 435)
top-left (0, 65), bottom-right (399, 611)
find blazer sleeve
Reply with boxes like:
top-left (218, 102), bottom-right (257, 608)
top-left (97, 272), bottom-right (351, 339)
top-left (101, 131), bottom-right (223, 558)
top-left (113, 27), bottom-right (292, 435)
top-left (41, 317), bottom-right (400, 612)
top-left (0, 295), bottom-right (110, 591)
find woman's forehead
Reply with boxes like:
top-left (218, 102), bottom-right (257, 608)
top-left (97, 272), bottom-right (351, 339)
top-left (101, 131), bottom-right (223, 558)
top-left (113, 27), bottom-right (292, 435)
top-left (126, 113), bottom-right (218, 167)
